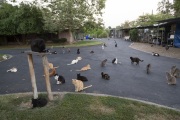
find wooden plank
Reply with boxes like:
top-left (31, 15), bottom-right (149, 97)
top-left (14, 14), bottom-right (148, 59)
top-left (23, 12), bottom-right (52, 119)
top-left (27, 54), bottom-right (38, 99)
top-left (42, 55), bottom-right (53, 101)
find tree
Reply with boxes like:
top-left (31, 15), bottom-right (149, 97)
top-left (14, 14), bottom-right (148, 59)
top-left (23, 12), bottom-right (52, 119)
top-left (42, 0), bottom-right (106, 43)
top-left (157, 0), bottom-right (173, 15)
top-left (174, 0), bottom-right (180, 17)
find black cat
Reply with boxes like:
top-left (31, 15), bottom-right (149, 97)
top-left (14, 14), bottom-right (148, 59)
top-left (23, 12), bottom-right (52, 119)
top-left (54, 74), bottom-right (65, 84)
top-left (77, 73), bottom-right (88, 81)
top-left (115, 43), bottom-right (117, 47)
top-left (101, 72), bottom-right (110, 80)
top-left (32, 97), bottom-right (48, 108)
top-left (31, 39), bottom-right (46, 52)
top-left (77, 48), bottom-right (80, 54)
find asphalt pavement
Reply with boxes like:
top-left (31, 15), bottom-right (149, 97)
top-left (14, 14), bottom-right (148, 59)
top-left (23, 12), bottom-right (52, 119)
top-left (0, 38), bottom-right (180, 109)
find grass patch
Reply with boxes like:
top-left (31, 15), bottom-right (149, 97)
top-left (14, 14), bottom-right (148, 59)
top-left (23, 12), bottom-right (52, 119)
top-left (0, 93), bottom-right (180, 120)
top-left (0, 40), bottom-right (103, 50)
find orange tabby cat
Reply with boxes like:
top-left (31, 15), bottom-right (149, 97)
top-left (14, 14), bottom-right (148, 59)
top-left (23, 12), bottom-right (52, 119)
top-left (76, 64), bottom-right (91, 71)
top-left (72, 79), bottom-right (92, 92)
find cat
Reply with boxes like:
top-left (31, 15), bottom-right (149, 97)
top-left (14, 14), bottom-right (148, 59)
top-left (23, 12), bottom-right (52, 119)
top-left (54, 74), bottom-right (65, 84)
top-left (130, 57), bottom-right (143, 65)
top-left (77, 48), bottom-right (80, 54)
top-left (170, 66), bottom-right (177, 75)
top-left (67, 59), bottom-right (79, 65)
top-left (76, 64), bottom-right (91, 71)
top-left (101, 59), bottom-right (107, 67)
top-left (31, 97), bottom-right (47, 108)
top-left (102, 45), bottom-right (104, 49)
top-left (49, 68), bottom-right (56, 77)
top-left (72, 79), bottom-right (92, 92)
top-left (173, 68), bottom-right (180, 78)
top-left (76, 56), bottom-right (82, 61)
top-left (48, 63), bottom-right (59, 69)
top-left (31, 39), bottom-right (46, 52)
top-left (101, 72), bottom-right (110, 80)
top-left (115, 43), bottom-right (117, 47)
top-left (152, 52), bottom-right (160, 56)
top-left (7, 67), bottom-right (17, 72)
top-left (67, 48), bottom-right (71, 53)
top-left (112, 58), bottom-right (120, 64)
top-left (166, 72), bottom-right (176, 85)
top-left (77, 73), bottom-right (88, 81)
top-left (90, 50), bottom-right (94, 53)
top-left (146, 64), bottom-right (151, 74)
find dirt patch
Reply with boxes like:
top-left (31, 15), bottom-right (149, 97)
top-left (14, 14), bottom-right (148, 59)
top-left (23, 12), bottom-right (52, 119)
top-left (89, 98), bottom-right (115, 115)
top-left (130, 42), bottom-right (180, 59)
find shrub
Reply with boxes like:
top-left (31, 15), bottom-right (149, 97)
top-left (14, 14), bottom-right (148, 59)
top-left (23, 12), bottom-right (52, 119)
top-left (52, 38), bottom-right (67, 43)
top-left (130, 29), bottom-right (139, 42)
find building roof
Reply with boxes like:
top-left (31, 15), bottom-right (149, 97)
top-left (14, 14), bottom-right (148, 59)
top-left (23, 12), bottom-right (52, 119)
top-left (157, 17), bottom-right (180, 23)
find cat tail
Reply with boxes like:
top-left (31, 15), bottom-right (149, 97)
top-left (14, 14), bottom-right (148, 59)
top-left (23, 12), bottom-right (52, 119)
top-left (54, 66), bottom-right (59, 68)
top-left (83, 85), bottom-right (92, 90)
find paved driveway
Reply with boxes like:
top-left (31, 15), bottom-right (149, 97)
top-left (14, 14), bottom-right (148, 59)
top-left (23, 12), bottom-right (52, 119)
top-left (0, 38), bottom-right (180, 109)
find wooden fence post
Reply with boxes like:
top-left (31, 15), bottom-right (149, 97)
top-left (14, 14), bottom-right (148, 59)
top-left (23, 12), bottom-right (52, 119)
top-left (42, 55), bottom-right (53, 101)
top-left (27, 54), bottom-right (38, 99)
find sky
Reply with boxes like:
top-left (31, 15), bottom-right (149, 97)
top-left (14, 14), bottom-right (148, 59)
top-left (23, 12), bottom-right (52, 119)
top-left (7, 0), bottom-right (173, 28)
top-left (102, 0), bottom-right (173, 28)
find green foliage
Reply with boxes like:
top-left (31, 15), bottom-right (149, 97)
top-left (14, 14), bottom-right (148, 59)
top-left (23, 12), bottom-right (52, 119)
top-left (157, 0), bottom-right (173, 15)
top-left (174, 0), bottom-right (180, 17)
top-left (0, 2), bottom-right (44, 36)
top-left (52, 38), bottom-right (67, 43)
top-left (43, 0), bottom-right (106, 32)
top-left (130, 29), bottom-right (139, 42)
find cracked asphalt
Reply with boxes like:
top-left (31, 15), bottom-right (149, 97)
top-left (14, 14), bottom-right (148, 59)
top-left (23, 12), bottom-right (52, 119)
top-left (0, 38), bottom-right (180, 109)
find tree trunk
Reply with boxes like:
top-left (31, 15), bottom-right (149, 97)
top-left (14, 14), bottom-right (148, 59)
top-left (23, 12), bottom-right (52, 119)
top-left (58, 29), bottom-right (75, 43)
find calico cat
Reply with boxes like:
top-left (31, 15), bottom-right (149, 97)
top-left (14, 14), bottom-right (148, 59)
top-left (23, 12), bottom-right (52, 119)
top-left (101, 59), bottom-right (107, 67)
top-left (7, 67), bottom-right (17, 72)
top-left (166, 72), bottom-right (176, 85)
top-left (101, 72), bottom-right (110, 80)
top-left (77, 73), bottom-right (88, 81)
top-left (54, 74), bottom-right (65, 84)
top-left (72, 79), bottom-right (92, 92)
top-left (77, 48), bottom-right (80, 54)
top-left (130, 57), bottom-right (143, 65)
top-left (76, 64), bottom-right (91, 71)
top-left (146, 64), bottom-right (151, 74)
top-left (32, 97), bottom-right (47, 108)
top-left (31, 39), bottom-right (46, 52)
top-left (152, 52), bottom-right (160, 56)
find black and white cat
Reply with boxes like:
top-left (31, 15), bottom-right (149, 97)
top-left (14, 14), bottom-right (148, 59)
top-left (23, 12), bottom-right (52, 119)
top-left (54, 74), bottom-right (65, 84)
top-left (77, 73), bottom-right (88, 81)
top-left (31, 97), bottom-right (47, 108)
top-left (152, 52), bottom-right (160, 56)
top-left (112, 58), bottom-right (121, 64)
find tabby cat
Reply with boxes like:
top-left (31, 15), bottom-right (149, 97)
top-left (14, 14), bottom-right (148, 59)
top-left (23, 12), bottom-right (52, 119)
top-left (166, 72), bottom-right (176, 85)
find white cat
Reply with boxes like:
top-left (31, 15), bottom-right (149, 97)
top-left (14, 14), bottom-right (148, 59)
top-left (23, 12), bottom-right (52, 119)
top-left (67, 59), bottom-right (79, 65)
top-left (7, 67), bottom-right (17, 72)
